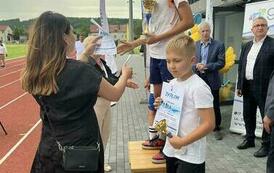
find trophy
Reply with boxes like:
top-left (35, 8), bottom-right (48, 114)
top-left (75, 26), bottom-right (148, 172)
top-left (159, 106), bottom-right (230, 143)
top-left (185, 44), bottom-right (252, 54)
top-left (141, 0), bottom-right (157, 38)
top-left (154, 119), bottom-right (173, 138)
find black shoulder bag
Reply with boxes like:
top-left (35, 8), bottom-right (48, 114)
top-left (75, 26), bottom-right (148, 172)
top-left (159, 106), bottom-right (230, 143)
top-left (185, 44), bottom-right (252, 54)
top-left (38, 96), bottom-right (100, 172)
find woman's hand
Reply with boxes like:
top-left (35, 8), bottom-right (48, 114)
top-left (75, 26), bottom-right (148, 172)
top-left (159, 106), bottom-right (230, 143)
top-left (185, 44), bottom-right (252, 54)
top-left (153, 97), bottom-right (162, 109)
top-left (121, 64), bottom-right (133, 79)
top-left (80, 36), bottom-right (101, 62)
top-left (126, 79), bottom-right (139, 89)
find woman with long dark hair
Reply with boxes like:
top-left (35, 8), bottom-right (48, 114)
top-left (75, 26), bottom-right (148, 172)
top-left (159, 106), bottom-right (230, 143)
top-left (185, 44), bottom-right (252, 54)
top-left (21, 11), bottom-right (132, 173)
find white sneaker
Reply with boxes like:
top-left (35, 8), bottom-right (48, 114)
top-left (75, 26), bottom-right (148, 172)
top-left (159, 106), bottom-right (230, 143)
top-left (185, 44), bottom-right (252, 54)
top-left (104, 163), bottom-right (112, 172)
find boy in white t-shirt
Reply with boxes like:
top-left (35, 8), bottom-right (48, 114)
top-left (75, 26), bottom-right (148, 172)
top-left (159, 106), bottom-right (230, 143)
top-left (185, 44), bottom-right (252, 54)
top-left (118, 0), bottom-right (194, 163)
top-left (154, 34), bottom-right (215, 172)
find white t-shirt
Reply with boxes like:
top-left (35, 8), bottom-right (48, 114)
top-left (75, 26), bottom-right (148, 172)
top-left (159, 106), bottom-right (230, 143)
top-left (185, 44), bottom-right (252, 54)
top-left (0, 43), bottom-right (7, 54)
top-left (75, 40), bottom-right (84, 60)
top-left (163, 74), bottom-right (213, 164)
top-left (148, 0), bottom-right (188, 59)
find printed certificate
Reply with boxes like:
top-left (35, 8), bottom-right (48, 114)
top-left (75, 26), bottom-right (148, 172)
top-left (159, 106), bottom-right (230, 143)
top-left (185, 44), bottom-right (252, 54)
top-left (153, 82), bottom-right (184, 135)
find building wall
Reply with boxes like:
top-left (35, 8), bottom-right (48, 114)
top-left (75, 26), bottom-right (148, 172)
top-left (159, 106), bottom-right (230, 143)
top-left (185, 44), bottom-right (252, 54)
top-left (89, 32), bottom-right (126, 41)
top-left (214, 12), bottom-right (245, 84)
top-left (0, 27), bottom-right (13, 42)
top-left (190, 0), bottom-right (242, 13)
top-left (110, 32), bottom-right (126, 41)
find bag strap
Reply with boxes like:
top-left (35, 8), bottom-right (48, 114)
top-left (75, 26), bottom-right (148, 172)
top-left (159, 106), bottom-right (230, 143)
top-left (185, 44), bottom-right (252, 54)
top-left (38, 96), bottom-right (100, 152)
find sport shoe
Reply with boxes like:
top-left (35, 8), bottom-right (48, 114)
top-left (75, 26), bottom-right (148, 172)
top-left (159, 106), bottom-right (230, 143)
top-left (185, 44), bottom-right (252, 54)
top-left (142, 136), bottom-right (165, 150)
top-left (152, 150), bottom-right (166, 164)
top-left (104, 163), bottom-right (112, 172)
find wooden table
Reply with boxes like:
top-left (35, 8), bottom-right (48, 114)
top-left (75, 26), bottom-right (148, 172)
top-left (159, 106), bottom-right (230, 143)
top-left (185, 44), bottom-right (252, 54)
top-left (128, 141), bottom-right (166, 173)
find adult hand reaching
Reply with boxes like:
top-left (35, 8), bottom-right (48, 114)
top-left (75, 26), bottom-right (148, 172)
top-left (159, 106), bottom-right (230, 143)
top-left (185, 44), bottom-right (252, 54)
top-left (117, 39), bottom-right (146, 55)
top-left (117, 41), bottom-right (134, 55)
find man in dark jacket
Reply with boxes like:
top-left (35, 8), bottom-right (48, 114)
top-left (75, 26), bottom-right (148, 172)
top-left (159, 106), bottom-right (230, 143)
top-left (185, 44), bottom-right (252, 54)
top-left (237, 16), bottom-right (274, 158)
top-left (194, 22), bottom-right (225, 140)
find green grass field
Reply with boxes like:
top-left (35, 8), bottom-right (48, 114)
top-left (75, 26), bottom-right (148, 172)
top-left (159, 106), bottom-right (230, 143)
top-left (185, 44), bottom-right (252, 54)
top-left (6, 44), bottom-right (27, 60)
top-left (5, 43), bottom-right (142, 60)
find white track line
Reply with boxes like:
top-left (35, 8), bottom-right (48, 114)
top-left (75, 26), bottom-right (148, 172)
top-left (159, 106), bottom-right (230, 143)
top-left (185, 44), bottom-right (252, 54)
top-left (0, 79), bottom-right (20, 89)
top-left (0, 119), bottom-right (41, 165)
top-left (3, 63), bottom-right (25, 70)
top-left (5, 57), bottom-right (25, 65)
top-left (0, 92), bottom-right (27, 110)
top-left (0, 69), bottom-right (22, 78)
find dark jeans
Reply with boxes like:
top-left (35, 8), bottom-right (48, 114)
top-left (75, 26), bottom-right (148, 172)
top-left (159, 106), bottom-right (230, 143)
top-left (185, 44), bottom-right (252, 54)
top-left (267, 126), bottom-right (274, 173)
top-left (166, 156), bottom-right (205, 173)
top-left (243, 81), bottom-right (270, 145)
top-left (212, 89), bottom-right (221, 130)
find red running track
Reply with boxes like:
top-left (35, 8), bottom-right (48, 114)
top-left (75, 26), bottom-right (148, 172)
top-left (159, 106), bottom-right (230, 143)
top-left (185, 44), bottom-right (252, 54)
top-left (0, 58), bottom-right (41, 173)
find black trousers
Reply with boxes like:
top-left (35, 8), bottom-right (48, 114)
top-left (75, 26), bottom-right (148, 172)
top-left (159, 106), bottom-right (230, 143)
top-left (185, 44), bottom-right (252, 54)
top-left (197, 73), bottom-right (222, 130)
top-left (267, 126), bottom-right (274, 173)
top-left (212, 89), bottom-right (222, 130)
top-left (166, 156), bottom-right (205, 173)
top-left (243, 81), bottom-right (270, 145)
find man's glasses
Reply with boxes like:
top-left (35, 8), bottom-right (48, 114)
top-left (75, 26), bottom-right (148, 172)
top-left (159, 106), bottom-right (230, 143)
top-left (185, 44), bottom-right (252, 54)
top-left (253, 24), bottom-right (268, 28)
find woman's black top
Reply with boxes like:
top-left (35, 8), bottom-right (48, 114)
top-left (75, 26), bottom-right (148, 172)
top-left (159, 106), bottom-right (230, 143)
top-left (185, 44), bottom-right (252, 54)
top-left (31, 59), bottom-right (104, 173)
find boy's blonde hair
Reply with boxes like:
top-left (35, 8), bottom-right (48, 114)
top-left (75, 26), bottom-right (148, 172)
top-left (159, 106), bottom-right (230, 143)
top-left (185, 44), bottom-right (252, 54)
top-left (166, 34), bottom-right (196, 59)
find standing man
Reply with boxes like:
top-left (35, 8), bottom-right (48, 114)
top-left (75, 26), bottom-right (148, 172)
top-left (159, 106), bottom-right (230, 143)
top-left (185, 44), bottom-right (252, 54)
top-left (118, 0), bottom-right (193, 163)
top-left (0, 40), bottom-right (7, 67)
top-left (237, 17), bottom-right (274, 158)
top-left (264, 72), bottom-right (274, 173)
top-left (75, 33), bottom-right (85, 60)
top-left (194, 22), bottom-right (225, 140)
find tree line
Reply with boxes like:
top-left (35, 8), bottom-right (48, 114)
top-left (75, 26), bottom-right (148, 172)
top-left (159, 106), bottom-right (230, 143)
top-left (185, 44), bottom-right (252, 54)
top-left (0, 17), bottom-right (142, 41)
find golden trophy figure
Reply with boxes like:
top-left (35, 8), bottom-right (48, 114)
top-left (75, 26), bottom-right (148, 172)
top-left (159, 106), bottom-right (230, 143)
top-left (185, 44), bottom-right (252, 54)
top-left (155, 119), bottom-right (173, 138)
top-left (142, 0), bottom-right (157, 38)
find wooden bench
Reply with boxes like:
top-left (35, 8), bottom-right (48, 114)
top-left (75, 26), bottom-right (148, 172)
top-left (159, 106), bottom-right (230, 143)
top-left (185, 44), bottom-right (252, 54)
top-left (128, 141), bottom-right (166, 173)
